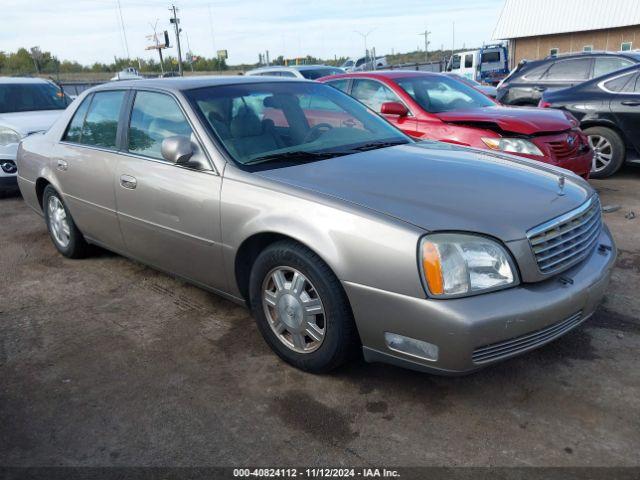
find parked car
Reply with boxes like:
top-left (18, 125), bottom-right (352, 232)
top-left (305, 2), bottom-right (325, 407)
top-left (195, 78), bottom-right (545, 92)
top-left (111, 67), bottom-right (144, 81)
top-left (446, 44), bottom-right (509, 85)
top-left (320, 71), bottom-right (593, 178)
top-left (497, 51), bottom-right (640, 106)
top-left (341, 56), bottom-right (388, 72)
top-left (0, 77), bottom-right (70, 193)
top-left (539, 64), bottom-right (640, 178)
top-left (245, 65), bottom-right (345, 80)
top-left (17, 77), bottom-right (615, 374)
top-left (443, 72), bottom-right (497, 98)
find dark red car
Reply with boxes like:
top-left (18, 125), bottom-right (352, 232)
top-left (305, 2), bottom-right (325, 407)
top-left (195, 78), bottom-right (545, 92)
top-left (318, 71), bottom-right (593, 178)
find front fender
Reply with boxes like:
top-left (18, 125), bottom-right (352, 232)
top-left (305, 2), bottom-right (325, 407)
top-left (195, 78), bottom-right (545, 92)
top-left (220, 167), bottom-right (427, 301)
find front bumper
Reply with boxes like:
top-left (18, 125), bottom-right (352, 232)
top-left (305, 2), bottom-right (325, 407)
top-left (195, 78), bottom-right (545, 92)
top-left (345, 225), bottom-right (616, 375)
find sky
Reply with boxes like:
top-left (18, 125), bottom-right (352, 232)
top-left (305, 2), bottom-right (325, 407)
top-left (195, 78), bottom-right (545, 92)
top-left (2, 0), bottom-right (505, 65)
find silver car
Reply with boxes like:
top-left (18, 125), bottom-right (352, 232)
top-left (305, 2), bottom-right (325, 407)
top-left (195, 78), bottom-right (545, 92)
top-left (16, 76), bottom-right (616, 374)
top-left (245, 65), bottom-right (345, 80)
top-left (1, 77), bottom-right (70, 193)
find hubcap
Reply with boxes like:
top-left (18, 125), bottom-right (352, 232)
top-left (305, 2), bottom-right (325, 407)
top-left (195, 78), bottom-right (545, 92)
top-left (47, 196), bottom-right (70, 248)
top-left (262, 267), bottom-right (326, 353)
top-left (588, 135), bottom-right (613, 173)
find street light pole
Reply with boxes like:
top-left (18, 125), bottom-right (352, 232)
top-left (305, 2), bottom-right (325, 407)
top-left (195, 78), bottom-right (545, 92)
top-left (354, 29), bottom-right (376, 69)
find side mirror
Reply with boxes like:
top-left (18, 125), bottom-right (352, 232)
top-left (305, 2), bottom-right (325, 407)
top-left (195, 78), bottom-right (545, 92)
top-left (161, 136), bottom-right (194, 164)
top-left (380, 102), bottom-right (408, 117)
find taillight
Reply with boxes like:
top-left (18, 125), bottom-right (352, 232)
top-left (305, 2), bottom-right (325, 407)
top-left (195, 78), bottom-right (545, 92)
top-left (538, 100), bottom-right (552, 108)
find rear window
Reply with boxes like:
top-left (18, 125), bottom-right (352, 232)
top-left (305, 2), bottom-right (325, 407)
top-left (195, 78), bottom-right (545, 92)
top-left (481, 51), bottom-right (501, 63)
top-left (299, 68), bottom-right (345, 80)
top-left (0, 82), bottom-right (70, 113)
top-left (543, 58), bottom-right (591, 81)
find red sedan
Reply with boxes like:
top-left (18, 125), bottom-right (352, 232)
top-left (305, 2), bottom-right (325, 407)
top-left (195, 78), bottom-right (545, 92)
top-left (318, 71), bottom-right (593, 178)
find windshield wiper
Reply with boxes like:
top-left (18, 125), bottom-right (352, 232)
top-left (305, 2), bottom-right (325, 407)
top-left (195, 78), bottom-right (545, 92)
top-left (245, 150), bottom-right (349, 165)
top-left (347, 139), bottom-right (410, 152)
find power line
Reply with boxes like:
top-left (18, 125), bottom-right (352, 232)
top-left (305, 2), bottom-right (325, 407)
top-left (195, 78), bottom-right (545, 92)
top-left (116, 0), bottom-right (130, 59)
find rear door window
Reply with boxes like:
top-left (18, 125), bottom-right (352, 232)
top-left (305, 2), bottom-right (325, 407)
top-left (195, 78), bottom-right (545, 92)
top-left (64, 90), bottom-right (125, 149)
top-left (593, 57), bottom-right (634, 78)
top-left (542, 59), bottom-right (591, 81)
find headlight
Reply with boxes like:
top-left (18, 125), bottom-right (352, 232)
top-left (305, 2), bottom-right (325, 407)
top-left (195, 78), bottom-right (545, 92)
top-left (0, 126), bottom-right (21, 146)
top-left (420, 233), bottom-right (518, 298)
top-left (481, 137), bottom-right (543, 156)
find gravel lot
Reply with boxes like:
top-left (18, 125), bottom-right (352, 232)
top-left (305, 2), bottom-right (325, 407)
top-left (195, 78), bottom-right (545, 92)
top-left (1, 169), bottom-right (639, 467)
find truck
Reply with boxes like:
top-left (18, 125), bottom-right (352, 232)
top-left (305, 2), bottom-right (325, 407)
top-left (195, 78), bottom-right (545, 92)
top-left (446, 44), bottom-right (509, 85)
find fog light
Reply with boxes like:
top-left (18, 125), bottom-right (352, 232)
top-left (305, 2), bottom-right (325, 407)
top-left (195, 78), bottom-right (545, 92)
top-left (1, 160), bottom-right (17, 174)
top-left (384, 332), bottom-right (439, 361)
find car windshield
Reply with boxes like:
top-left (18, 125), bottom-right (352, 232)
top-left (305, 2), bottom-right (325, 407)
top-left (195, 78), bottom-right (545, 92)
top-left (298, 68), bottom-right (344, 80)
top-left (0, 82), bottom-right (70, 113)
top-left (396, 75), bottom-right (494, 113)
top-left (186, 81), bottom-right (410, 167)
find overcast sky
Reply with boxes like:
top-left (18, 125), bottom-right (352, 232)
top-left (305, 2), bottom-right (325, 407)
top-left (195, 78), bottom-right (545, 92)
top-left (2, 0), bottom-right (505, 65)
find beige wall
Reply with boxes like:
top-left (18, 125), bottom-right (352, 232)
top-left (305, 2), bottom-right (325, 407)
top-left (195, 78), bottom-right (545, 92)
top-left (510, 25), bottom-right (640, 67)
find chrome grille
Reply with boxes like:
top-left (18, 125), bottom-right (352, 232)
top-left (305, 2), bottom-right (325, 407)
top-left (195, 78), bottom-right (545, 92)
top-left (472, 311), bottom-right (583, 364)
top-left (527, 196), bottom-right (601, 274)
top-left (546, 136), bottom-right (580, 160)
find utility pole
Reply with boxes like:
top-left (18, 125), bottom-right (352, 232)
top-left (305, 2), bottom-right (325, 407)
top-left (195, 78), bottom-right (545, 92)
top-left (169, 5), bottom-right (183, 76)
top-left (116, 0), bottom-right (130, 60)
top-left (419, 29), bottom-right (431, 63)
top-left (354, 29), bottom-right (376, 69)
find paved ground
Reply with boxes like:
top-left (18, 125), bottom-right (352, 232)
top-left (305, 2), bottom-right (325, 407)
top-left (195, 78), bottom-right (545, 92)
top-left (1, 168), bottom-right (639, 467)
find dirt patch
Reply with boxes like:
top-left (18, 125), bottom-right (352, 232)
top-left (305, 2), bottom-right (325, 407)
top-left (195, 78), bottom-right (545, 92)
top-left (588, 308), bottom-right (640, 334)
top-left (268, 390), bottom-right (359, 444)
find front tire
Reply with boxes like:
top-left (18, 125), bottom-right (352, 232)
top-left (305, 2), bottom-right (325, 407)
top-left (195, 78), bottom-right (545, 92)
top-left (43, 185), bottom-right (90, 258)
top-left (584, 126), bottom-right (625, 179)
top-left (249, 240), bottom-right (358, 373)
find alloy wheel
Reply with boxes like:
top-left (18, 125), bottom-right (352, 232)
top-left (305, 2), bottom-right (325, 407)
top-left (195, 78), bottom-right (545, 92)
top-left (262, 266), bottom-right (326, 353)
top-left (588, 135), bottom-right (613, 173)
top-left (47, 195), bottom-right (71, 248)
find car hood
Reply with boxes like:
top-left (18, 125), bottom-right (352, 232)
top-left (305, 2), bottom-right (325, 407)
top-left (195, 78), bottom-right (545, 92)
top-left (0, 110), bottom-right (64, 136)
top-left (435, 106), bottom-right (573, 135)
top-left (256, 142), bottom-right (593, 241)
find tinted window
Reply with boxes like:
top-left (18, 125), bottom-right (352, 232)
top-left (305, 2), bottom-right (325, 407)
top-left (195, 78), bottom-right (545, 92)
top-left (78, 91), bottom-right (125, 149)
top-left (523, 64), bottom-right (550, 80)
top-left (128, 91), bottom-right (193, 159)
top-left (63, 95), bottom-right (92, 143)
top-left (602, 72), bottom-right (634, 92)
top-left (299, 68), bottom-right (345, 80)
top-left (594, 57), bottom-right (634, 78)
top-left (451, 55), bottom-right (461, 69)
top-left (326, 79), bottom-right (349, 92)
top-left (355, 57), bottom-right (366, 67)
top-left (481, 51), bottom-right (501, 63)
top-left (396, 75), bottom-right (494, 113)
top-left (351, 79), bottom-right (402, 112)
top-left (464, 54), bottom-right (473, 68)
top-left (0, 82), bottom-right (70, 113)
top-left (543, 59), bottom-right (591, 80)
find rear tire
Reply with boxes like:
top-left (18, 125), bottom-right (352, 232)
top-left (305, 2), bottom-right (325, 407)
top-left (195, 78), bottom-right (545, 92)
top-left (584, 126), bottom-right (625, 179)
top-left (249, 240), bottom-right (358, 373)
top-left (43, 185), bottom-right (90, 258)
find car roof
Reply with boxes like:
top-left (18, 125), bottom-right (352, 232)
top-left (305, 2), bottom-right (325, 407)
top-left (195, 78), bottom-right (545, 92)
top-left (248, 65), bottom-right (338, 72)
top-left (320, 70), bottom-right (446, 81)
top-left (90, 75), bottom-right (311, 93)
top-left (0, 76), bottom-right (52, 84)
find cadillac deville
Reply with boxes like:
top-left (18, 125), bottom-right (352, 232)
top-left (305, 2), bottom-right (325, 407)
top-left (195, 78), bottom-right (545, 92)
top-left (16, 77), bottom-right (616, 374)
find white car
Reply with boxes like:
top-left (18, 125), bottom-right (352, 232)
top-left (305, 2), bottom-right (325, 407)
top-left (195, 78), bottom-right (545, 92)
top-left (245, 65), bottom-right (345, 80)
top-left (0, 78), bottom-right (70, 193)
top-left (341, 56), bottom-right (388, 72)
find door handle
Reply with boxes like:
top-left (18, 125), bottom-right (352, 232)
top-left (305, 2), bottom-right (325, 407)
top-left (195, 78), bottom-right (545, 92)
top-left (621, 100), bottom-right (640, 106)
top-left (533, 86), bottom-right (546, 92)
top-left (56, 159), bottom-right (68, 171)
top-left (120, 174), bottom-right (137, 189)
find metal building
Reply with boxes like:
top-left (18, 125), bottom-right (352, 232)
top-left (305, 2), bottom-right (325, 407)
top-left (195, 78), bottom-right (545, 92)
top-left (493, 0), bottom-right (640, 68)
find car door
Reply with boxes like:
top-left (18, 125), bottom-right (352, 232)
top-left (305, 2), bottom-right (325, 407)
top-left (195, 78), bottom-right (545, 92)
top-left (54, 90), bottom-right (127, 251)
top-left (610, 72), bottom-right (640, 153)
top-left (350, 78), bottom-right (419, 136)
top-left (115, 89), bottom-right (226, 291)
